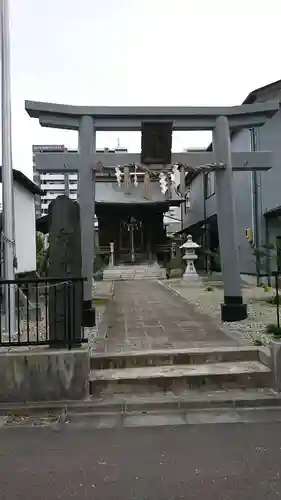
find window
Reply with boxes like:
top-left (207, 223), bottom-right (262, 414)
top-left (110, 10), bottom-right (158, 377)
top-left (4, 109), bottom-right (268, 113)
top-left (204, 172), bottom-right (215, 199)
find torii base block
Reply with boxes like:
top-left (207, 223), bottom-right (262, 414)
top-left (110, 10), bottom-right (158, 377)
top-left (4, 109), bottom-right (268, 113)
top-left (82, 301), bottom-right (95, 327)
top-left (221, 297), bottom-right (247, 322)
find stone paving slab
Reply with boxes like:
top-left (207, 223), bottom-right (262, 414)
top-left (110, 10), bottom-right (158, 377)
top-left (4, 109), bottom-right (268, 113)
top-left (93, 280), bottom-right (114, 299)
top-left (92, 281), bottom-right (247, 354)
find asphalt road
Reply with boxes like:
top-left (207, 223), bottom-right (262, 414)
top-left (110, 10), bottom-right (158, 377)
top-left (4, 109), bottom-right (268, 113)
top-left (1, 423), bottom-right (281, 499)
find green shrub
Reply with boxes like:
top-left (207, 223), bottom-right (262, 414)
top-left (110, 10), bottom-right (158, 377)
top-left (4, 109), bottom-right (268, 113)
top-left (266, 323), bottom-right (281, 337)
top-left (93, 250), bottom-right (105, 280)
top-left (166, 256), bottom-right (184, 271)
top-left (266, 295), bottom-right (281, 305)
top-left (252, 335), bottom-right (264, 346)
top-left (166, 256), bottom-right (185, 279)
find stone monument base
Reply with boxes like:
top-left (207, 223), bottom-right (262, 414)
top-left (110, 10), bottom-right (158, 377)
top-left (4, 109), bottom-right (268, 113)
top-left (0, 348), bottom-right (89, 402)
top-left (182, 273), bottom-right (203, 283)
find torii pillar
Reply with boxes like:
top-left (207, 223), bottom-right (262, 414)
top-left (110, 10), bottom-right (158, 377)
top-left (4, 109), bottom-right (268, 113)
top-left (78, 115), bottom-right (96, 326)
top-left (213, 116), bottom-right (246, 321)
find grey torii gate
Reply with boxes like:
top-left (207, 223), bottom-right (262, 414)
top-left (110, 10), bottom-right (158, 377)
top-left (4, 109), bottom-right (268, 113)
top-left (25, 100), bottom-right (279, 324)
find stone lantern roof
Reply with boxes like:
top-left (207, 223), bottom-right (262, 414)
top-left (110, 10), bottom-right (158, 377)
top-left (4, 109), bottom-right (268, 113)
top-left (180, 234), bottom-right (200, 250)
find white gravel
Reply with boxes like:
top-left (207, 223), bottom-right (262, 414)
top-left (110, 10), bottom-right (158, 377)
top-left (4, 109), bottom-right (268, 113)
top-left (165, 280), bottom-right (279, 346)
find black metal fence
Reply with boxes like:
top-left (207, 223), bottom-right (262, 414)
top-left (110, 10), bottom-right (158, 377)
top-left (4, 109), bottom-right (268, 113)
top-left (0, 277), bottom-right (87, 349)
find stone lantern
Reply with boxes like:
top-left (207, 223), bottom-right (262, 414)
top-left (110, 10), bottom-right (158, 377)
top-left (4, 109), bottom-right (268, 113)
top-left (180, 234), bottom-right (201, 282)
top-left (109, 241), bottom-right (115, 267)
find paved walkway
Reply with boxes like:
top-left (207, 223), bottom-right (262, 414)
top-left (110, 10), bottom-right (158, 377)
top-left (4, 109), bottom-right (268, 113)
top-left (98, 281), bottom-right (244, 353)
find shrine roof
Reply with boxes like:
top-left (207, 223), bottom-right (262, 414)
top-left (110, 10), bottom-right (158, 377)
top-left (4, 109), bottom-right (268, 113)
top-left (95, 182), bottom-right (183, 206)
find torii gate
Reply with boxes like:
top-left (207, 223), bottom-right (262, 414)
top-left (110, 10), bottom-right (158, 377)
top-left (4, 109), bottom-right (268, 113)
top-left (25, 100), bottom-right (280, 324)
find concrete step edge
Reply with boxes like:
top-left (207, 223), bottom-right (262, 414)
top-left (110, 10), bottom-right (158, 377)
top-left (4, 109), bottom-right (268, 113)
top-left (1, 395), bottom-right (281, 417)
top-left (90, 346), bottom-right (261, 360)
top-left (90, 346), bottom-right (262, 369)
top-left (89, 361), bottom-right (271, 382)
top-left (66, 406), bottom-right (281, 421)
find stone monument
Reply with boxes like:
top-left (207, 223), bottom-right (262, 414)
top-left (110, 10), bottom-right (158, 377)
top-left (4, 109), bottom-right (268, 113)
top-left (48, 196), bottom-right (83, 347)
top-left (180, 235), bottom-right (201, 282)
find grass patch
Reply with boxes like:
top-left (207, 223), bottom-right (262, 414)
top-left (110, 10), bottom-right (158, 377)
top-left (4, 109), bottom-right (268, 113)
top-left (252, 335), bottom-right (265, 346)
top-left (93, 298), bottom-right (108, 306)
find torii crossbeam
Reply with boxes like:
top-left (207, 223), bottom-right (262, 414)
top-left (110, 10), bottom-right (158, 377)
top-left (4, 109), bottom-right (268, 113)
top-left (26, 100), bottom-right (280, 324)
top-left (33, 151), bottom-right (272, 173)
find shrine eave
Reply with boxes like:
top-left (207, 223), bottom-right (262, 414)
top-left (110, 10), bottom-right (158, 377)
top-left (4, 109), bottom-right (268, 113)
top-left (95, 182), bottom-right (183, 206)
top-left (25, 100), bottom-right (280, 131)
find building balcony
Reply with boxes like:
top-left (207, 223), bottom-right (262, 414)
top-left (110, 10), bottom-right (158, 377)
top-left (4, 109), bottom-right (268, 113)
top-left (41, 183), bottom-right (66, 190)
top-left (41, 193), bottom-right (60, 201)
top-left (41, 203), bottom-right (50, 211)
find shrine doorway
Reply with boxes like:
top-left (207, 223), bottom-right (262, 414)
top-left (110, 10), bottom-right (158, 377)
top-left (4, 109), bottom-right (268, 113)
top-left (119, 216), bottom-right (145, 264)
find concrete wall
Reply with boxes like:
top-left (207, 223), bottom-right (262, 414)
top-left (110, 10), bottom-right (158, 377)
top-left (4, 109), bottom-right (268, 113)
top-left (230, 129), bottom-right (255, 274)
top-left (258, 110), bottom-right (281, 215)
top-left (0, 348), bottom-right (89, 402)
top-left (234, 110), bottom-right (281, 273)
top-left (183, 174), bottom-right (204, 228)
top-left (14, 181), bottom-right (37, 274)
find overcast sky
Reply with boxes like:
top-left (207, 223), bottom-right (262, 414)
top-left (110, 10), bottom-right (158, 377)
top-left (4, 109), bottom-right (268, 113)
top-left (5, 0), bottom-right (281, 178)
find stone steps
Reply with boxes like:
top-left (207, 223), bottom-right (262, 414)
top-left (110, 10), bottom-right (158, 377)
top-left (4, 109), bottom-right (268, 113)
top-left (103, 264), bottom-right (166, 280)
top-left (85, 388), bottom-right (281, 412)
top-left (89, 360), bottom-right (271, 396)
top-left (90, 346), bottom-right (262, 370)
top-left (1, 388), bottom-right (280, 419)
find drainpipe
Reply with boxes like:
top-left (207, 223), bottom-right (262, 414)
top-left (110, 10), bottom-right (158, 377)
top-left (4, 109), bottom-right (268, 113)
top-left (265, 216), bottom-right (271, 286)
top-left (203, 174), bottom-right (209, 273)
top-left (179, 165), bottom-right (185, 242)
top-left (250, 128), bottom-right (261, 285)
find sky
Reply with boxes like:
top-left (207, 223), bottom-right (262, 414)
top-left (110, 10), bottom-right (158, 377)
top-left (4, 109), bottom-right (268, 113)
top-left (4, 0), bottom-right (281, 179)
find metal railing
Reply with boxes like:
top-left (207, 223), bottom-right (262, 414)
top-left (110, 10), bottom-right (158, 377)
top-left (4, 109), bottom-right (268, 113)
top-left (0, 277), bottom-right (87, 349)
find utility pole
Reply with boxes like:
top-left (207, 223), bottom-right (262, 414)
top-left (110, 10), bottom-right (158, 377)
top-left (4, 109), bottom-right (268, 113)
top-left (1, 0), bottom-right (16, 333)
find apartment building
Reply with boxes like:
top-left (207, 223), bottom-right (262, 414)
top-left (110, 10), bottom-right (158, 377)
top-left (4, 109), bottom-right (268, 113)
top-left (182, 79), bottom-right (281, 277)
top-left (33, 145), bottom-right (128, 217)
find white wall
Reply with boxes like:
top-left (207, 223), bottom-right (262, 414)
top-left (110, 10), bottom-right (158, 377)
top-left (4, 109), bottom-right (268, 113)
top-left (13, 182), bottom-right (36, 274)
